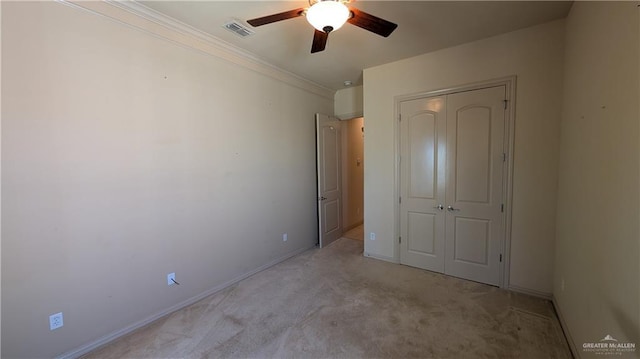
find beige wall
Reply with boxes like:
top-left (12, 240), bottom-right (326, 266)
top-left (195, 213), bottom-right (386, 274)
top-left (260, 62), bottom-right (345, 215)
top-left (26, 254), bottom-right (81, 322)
top-left (363, 20), bottom-right (565, 295)
top-left (554, 2), bottom-right (639, 355)
top-left (1, 2), bottom-right (332, 358)
top-left (341, 118), bottom-right (364, 230)
top-left (334, 86), bottom-right (363, 120)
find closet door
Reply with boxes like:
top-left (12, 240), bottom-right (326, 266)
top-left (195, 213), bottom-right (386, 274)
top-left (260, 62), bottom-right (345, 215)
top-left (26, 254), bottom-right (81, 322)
top-left (399, 96), bottom-right (446, 272)
top-left (444, 86), bottom-right (506, 286)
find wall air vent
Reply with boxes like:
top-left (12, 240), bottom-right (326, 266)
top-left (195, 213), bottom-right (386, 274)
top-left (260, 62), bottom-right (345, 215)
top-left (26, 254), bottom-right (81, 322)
top-left (222, 21), bottom-right (255, 37)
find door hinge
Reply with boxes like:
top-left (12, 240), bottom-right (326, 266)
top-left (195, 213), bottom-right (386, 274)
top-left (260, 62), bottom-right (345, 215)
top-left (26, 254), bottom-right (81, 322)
top-left (503, 153), bottom-right (507, 162)
top-left (503, 99), bottom-right (508, 110)
top-left (500, 254), bottom-right (503, 262)
top-left (501, 204), bottom-right (504, 212)
top-left (399, 237), bottom-right (402, 243)
top-left (398, 114), bottom-right (402, 122)
top-left (399, 196), bottom-right (402, 204)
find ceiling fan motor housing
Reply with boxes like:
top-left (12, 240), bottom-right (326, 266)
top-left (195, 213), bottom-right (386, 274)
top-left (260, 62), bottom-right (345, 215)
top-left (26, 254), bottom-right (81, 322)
top-left (306, 0), bottom-right (350, 32)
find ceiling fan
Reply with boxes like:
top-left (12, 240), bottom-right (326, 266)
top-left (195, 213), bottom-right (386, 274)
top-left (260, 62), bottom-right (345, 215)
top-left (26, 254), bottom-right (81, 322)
top-left (246, 0), bottom-right (398, 53)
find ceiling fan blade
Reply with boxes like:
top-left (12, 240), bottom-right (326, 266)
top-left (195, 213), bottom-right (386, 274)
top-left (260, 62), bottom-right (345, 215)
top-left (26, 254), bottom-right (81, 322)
top-left (311, 29), bottom-right (329, 53)
top-left (347, 8), bottom-right (398, 37)
top-left (247, 8), bottom-right (305, 27)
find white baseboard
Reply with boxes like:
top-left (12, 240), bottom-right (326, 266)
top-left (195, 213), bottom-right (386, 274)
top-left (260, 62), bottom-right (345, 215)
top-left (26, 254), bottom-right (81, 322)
top-left (508, 284), bottom-right (552, 300)
top-left (56, 244), bottom-right (315, 359)
top-left (552, 295), bottom-right (580, 359)
top-left (364, 252), bottom-right (397, 263)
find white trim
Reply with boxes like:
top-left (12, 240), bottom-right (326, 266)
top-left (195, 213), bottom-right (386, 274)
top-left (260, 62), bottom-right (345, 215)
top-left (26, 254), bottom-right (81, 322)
top-left (58, 0), bottom-right (334, 101)
top-left (364, 252), bottom-right (397, 263)
top-left (55, 244), bottom-right (315, 359)
top-left (393, 96), bottom-right (401, 263)
top-left (508, 284), bottom-right (552, 300)
top-left (552, 296), bottom-right (581, 359)
top-left (392, 76), bottom-right (517, 289)
top-left (502, 77), bottom-right (517, 290)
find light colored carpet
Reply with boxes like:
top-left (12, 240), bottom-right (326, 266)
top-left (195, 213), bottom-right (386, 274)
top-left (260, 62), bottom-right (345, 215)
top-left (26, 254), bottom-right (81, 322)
top-left (84, 238), bottom-right (571, 359)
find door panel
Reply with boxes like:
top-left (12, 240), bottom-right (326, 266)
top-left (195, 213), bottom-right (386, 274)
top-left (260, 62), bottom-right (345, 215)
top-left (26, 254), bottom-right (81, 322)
top-left (399, 97), bottom-right (446, 272)
top-left (445, 86), bottom-right (505, 286)
top-left (407, 212), bottom-right (436, 254)
top-left (322, 199), bottom-right (340, 235)
top-left (455, 107), bottom-right (492, 203)
top-left (408, 115), bottom-right (436, 199)
top-left (316, 113), bottom-right (342, 248)
top-left (453, 217), bottom-right (490, 265)
top-left (322, 125), bottom-right (339, 192)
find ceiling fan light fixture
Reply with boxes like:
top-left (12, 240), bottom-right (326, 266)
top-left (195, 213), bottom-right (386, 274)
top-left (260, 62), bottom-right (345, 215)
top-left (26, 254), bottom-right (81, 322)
top-left (306, 1), bottom-right (350, 33)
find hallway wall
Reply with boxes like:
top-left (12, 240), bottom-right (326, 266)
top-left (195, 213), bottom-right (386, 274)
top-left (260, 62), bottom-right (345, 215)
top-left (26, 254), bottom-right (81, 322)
top-left (342, 118), bottom-right (364, 231)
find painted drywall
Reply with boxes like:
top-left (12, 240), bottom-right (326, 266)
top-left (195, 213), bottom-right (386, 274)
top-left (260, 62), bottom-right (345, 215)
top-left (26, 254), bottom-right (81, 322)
top-left (334, 86), bottom-right (363, 120)
top-left (341, 117), bottom-right (364, 231)
top-left (554, 2), bottom-right (639, 356)
top-left (363, 20), bottom-right (565, 294)
top-left (1, 2), bottom-right (332, 358)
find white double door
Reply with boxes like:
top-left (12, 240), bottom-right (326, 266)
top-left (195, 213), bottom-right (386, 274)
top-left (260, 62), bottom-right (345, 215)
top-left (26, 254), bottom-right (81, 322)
top-left (399, 86), bottom-right (506, 286)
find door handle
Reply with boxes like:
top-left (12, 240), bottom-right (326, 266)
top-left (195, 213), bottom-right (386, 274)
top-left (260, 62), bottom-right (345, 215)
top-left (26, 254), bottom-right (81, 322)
top-left (319, 196), bottom-right (327, 201)
top-left (434, 204), bottom-right (444, 210)
top-left (447, 205), bottom-right (460, 212)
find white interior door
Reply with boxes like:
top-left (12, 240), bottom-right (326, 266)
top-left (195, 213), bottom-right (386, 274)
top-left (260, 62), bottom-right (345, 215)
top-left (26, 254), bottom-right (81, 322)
top-left (444, 86), bottom-right (506, 286)
top-left (398, 85), bottom-right (507, 286)
top-left (399, 96), bottom-right (446, 272)
top-left (316, 113), bottom-right (342, 248)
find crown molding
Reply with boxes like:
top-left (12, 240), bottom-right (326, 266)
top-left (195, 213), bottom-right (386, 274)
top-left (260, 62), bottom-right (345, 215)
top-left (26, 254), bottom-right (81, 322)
top-left (58, 0), bottom-right (335, 100)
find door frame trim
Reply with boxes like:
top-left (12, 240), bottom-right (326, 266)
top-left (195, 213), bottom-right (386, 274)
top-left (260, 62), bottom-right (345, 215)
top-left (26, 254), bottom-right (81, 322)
top-left (393, 76), bottom-right (517, 288)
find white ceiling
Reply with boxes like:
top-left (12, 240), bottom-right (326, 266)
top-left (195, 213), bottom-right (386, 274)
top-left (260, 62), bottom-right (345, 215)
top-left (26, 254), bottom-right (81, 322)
top-left (138, 1), bottom-right (572, 90)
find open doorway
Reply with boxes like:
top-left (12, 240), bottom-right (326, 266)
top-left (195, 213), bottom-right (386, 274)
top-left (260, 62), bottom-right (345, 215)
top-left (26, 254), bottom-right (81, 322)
top-left (315, 113), bottom-right (364, 247)
top-left (341, 117), bottom-right (364, 241)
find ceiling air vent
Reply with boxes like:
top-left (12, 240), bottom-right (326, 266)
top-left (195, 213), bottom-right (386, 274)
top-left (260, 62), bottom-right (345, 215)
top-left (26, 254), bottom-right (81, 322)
top-left (222, 20), bottom-right (255, 38)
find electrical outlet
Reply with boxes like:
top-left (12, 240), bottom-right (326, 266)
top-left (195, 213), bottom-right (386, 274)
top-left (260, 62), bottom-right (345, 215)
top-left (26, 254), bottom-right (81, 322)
top-left (369, 232), bottom-right (376, 241)
top-left (49, 312), bottom-right (63, 330)
top-left (282, 233), bottom-right (288, 242)
top-left (167, 272), bottom-right (176, 286)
